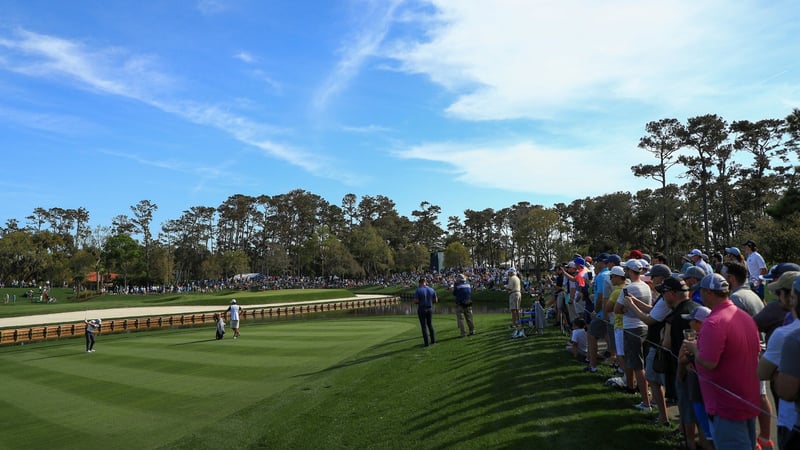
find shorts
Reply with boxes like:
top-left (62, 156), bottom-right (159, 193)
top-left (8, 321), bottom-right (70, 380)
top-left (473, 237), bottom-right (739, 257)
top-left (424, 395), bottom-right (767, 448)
top-left (588, 318), bottom-right (607, 339)
top-left (644, 347), bottom-right (666, 385)
top-left (509, 292), bottom-right (521, 311)
top-left (614, 329), bottom-right (625, 356)
top-left (623, 327), bottom-right (647, 370)
top-left (606, 323), bottom-right (616, 353)
top-left (230, 320), bottom-right (240, 329)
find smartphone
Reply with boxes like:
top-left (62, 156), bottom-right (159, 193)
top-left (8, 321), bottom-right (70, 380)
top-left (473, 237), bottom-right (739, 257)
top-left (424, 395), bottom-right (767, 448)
top-left (623, 288), bottom-right (629, 296)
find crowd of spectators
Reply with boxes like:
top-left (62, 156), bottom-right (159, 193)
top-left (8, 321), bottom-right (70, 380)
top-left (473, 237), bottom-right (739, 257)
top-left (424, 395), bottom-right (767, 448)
top-left (546, 242), bottom-right (800, 450)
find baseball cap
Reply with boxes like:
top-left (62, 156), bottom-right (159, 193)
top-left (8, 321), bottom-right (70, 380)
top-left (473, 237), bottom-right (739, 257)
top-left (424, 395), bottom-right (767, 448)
top-left (507, 267), bottom-right (516, 274)
top-left (725, 247), bottom-right (741, 256)
top-left (794, 274), bottom-right (800, 293)
top-left (761, 263), bottom-right (800, 282)
top-left (681, 306), bottom-right (711, 322)
top-left (607, 254), bottom-right (621, 265)
top-left (742, 239), bottom-right (757, 248)
top-left (455, 273), bottom-right (466, 282)
top-left (573, 257), bottom-right (586, 267)
top-left (647, 264), bottom-right (672, 279)
top-left (768, 271), bottom-right (800, 293)
top-left (624, 259), bottom-right (643, 273)
top-left (681, 266), bottom-right (707, 281)
top-left (596, 253), bottom-right (609, 263)
top-left (610, 266), bottom-right (625, 277)
top-left (585, 256), bottom-right (593, 264)
top-left (626, 250), bottom-right (643, 259)
top-left (699, 273), bottom-right (730, 292)
top-left (230, 299), bottom-right (237, 304)
top-left (686, 249), bottom-right (703, 258)
top-left (656, 276), bottom-right (689, 293)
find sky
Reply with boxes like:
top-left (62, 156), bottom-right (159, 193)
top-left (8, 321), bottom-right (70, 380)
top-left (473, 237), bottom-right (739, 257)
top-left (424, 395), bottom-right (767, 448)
top-left (1, 0), bottom-right (800, 233)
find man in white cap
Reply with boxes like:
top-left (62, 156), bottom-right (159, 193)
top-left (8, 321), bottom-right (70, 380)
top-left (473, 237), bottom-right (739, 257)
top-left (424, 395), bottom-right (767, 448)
top-left (506, 268), bottom-right (523, 338)
top-left (226, 299), bottom-right (243, 339)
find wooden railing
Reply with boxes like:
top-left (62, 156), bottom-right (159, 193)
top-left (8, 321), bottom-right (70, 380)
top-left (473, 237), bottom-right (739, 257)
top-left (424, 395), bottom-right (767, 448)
top-left (0, 296), bottom-right (400, 347)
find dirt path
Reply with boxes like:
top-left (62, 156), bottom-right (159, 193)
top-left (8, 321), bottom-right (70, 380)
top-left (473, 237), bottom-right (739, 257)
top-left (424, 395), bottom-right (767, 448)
top-left (0, 295), bottom-right (393, 328)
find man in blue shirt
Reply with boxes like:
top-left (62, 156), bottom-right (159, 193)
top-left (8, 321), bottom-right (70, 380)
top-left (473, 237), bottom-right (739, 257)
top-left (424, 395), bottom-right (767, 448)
top-left (453, 273), bottom-right (475, 337)
top-left (414, 277), bottom-right (438, 347)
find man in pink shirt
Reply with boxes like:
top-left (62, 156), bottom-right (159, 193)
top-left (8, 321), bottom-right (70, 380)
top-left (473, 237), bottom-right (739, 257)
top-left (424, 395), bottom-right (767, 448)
top-left (683, 273), bottom-right (761, 450)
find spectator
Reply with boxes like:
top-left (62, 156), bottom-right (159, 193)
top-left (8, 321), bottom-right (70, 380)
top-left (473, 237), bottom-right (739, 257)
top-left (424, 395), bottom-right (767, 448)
top-left (775, 326), bottom-right (800, 449)
top-left (604, 263), bottom-right (628, 379)
top-left (682, 273), bottom-right (761, 450)
top-left (687, 249), bottom-right (715, 276)
top-left (755, 265), bottom-right (800, 343)
top-left (452, 273), bottom-right (475, 338)
top-left (757, 272), bottom-right (800, 450)
top-left (678, 306), bottom-right (713, 450)
top-left (724, 246), bottom-right (746, 266)
top-left (615, 259), bottom-right (653, 411)
top-left (414, 277), bottom-right (438, 347)
top-left (585, 254), bottom-right (610, 373)
top-left (723, 262), bottom-right (765, 317)
top-left (682, 266), bottom-right (707, 305)
top-left (623, 263), bottom-right (672, 424)
top-left (506, 268), bottom-right (523, 338)
top-left (723, 261), bottom-right (773, 449)
top-left (743, 240), bottom-right (768, 299)
top-left (568, 318), bottom-right (588, 360)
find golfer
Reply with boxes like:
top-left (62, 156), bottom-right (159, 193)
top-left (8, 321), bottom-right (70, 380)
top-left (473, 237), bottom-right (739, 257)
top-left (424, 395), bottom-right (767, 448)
top-left (226, 299), bottom-right (243, 339)
top-left (85, 319), bottom-right (100, 352)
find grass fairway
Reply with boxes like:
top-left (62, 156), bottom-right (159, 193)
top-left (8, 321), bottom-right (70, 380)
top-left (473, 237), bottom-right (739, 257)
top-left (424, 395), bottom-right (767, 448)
top-left (0, 313), bottom-right (678, 449)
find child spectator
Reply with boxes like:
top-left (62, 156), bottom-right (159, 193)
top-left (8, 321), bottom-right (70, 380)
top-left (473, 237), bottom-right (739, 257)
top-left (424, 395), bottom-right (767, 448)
top-left (568, 318), bottom-right (588, 361)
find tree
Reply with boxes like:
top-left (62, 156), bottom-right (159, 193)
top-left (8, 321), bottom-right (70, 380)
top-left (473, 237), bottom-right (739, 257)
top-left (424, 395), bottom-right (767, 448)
top-left (103, 234), bottom-right (142, 289)
top-left (130, 200), bottom-right (158, 281)
top-left (411, 201), bottom-right (444, 251)
top-left (731, 119), bottom-right (788, 219)
top-left (444, 241), bottom-right (471, 269)
top-left (677, 114), bottom-right (728, 251)
top-left (633, 118), bottom-right (685, 254)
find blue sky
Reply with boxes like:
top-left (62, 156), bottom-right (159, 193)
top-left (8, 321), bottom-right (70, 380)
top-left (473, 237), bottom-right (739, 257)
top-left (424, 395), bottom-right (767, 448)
top-left (1, 0), bottom-right (799, 232)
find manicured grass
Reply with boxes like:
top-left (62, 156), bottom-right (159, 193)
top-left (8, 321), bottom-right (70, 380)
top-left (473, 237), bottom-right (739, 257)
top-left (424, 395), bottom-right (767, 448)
top-left (0, 288), bottom-right (355, 319)
top-left (0, 313), bottom-right (679, 449)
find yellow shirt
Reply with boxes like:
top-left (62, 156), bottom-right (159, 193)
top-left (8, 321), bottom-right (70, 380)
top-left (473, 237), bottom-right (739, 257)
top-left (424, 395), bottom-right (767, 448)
top-left (608, 286), bottom-right (624, 330)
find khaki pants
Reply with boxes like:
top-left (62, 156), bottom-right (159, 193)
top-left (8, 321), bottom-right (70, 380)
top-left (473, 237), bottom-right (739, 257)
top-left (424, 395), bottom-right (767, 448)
top-left (456, 304), bottom-right (475, 336)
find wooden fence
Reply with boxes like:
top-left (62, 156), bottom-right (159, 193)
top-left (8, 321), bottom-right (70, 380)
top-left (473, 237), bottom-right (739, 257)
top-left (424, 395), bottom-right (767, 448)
top-left (0, 296), bottom-right (400, 347)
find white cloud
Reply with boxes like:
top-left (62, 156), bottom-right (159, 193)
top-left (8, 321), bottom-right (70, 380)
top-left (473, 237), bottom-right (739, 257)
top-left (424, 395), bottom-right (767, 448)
top-left (387, 0), bottom-right (798, 121)
top-left (312, 0), bottom-right (405, 112)
top-left (395, 139), bottom-right (641, 197)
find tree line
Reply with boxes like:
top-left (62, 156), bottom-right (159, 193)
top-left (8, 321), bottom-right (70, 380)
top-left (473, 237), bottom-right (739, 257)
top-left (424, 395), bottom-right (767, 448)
top-left (1, 110), bottom-right (800, 289)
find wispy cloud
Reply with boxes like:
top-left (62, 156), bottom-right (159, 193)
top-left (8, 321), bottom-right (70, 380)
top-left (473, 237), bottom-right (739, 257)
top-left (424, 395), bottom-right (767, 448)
top-left (0, 28), bottom-right (358, 183)
top-left (233, 51), bottom-right (255, 63)
top-left (197, 0), bottom-right (229, 16)
top-left (0, 106), bottom-right (99, 135)
top-left (312, 0), bottom-right (405, 112)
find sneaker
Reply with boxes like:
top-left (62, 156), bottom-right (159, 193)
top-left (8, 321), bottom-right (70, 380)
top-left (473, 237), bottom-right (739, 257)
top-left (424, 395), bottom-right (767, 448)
top-left (518, 330), bottom-right (526, 338)
top-left (616, 367), bottom-right (624, 374)
top-left (757, 436), bottom-right (775, 450)
top-left (469, 331), bottom-right (476, 335)
top-left (583, 366), bottom-right (598, 373)
top-left (634, 402), bottom-right (652, 411)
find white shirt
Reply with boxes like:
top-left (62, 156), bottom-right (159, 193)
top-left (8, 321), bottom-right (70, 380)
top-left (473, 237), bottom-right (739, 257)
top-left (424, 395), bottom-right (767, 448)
top-left (746, 251), bottom-right (767, 285)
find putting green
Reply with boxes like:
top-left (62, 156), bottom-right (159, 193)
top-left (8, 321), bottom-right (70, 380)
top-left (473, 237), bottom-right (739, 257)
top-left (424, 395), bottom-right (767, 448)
top-left (0, 317), bottom-right (416, 449)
